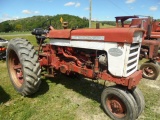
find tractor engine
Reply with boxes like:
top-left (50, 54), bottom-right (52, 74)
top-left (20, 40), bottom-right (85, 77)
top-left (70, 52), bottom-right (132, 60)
top-left (40, 45), bottom-right (107, 75)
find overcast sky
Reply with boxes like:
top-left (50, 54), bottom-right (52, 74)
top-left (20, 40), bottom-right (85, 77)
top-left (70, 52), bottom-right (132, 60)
top-left (0, 0), bottom-right (160, 22)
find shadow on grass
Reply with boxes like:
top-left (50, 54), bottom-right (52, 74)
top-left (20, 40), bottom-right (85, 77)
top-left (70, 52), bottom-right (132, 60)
top-left (29, 78), bottom-right (50, 98)
top-left (27, 73), bottom-right (108, 116)
top-left (44, 73), bottom-right (105, 103)
top-left (0, 86), bottom-right (10, 104)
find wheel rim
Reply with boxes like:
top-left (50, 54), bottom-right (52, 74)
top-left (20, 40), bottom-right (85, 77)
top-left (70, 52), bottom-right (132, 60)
top-left (8, 50), bottom-right (24, 88)
top-left (106, 95), bottom-right (126, 118)
top-left (142, 66), bottom-right (155, 78)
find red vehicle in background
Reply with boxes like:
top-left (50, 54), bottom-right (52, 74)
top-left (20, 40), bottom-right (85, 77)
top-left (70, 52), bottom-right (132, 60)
top-left (0, 38), bottom-right (8, 60)
top-left (115, 15), bottom-right (160, 80)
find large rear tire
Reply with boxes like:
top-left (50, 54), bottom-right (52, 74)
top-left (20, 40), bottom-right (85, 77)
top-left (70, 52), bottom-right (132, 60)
top-left (101, 86), bottom-right (138, 120)
top-left (6, 38), bottom-right (41, 96)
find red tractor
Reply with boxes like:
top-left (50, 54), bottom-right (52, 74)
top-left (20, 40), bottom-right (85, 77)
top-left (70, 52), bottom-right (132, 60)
top-left (0, 38), bottom-right (8, 59)
top-left (6, 22), bottom-right (145, 120)
top-left (115, 15), bottom-right (160, 80)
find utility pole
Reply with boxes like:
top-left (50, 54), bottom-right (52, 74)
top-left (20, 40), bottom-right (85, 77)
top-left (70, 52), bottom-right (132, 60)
top-left (89, 0), bottom-right (92, 28)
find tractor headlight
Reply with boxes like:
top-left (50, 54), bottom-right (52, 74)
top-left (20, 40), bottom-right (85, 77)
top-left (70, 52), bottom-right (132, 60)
top-left (133, 31), bottom-right (143, 43)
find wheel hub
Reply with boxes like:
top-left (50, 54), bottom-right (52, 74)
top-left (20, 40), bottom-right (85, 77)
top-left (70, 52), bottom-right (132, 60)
top-left (110, 100), bottom-right (124, 113)
top-left (143, 67), bottom-right (154, 77)
top-left (15, 68), bottom-right (24, 84)
top-left (107, 96), bottom-right (126, 118)
top-left (9, 51), bottom-right (24, 88)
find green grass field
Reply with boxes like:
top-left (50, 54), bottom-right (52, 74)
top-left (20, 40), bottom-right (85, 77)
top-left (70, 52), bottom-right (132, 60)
top-left (0, 32), bottom-right (160, 120)
top-left (91, 22), bottom-right (115, 28)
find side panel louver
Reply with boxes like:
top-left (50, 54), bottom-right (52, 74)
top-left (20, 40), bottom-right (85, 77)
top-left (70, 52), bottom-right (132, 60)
top-left (124, 43), bottom-right (141, 76)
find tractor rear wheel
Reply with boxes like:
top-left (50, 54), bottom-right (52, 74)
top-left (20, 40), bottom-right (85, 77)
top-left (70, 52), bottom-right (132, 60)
top-left (140, 62), bottom-right (159, 80)
top-left (101, 86), bottom-right (138, 120)
top-left (6, 38), bottom-right (41, 96)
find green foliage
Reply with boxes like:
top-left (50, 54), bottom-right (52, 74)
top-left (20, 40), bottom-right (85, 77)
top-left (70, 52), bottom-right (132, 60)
top-left (101, 21), bottom-right (116, 26)
top-left (15, 24), bottom-right (22, 31)
top-left (157, 19), bottom-right (160, 22)
top-left (0, 21), bottom-right (13, 32)
top-left (0, 14), bottom-right (89, 32)
top-left (91, 22), bottom-right (115, 28)
top-left (41, 14), bottom-right (89, 29)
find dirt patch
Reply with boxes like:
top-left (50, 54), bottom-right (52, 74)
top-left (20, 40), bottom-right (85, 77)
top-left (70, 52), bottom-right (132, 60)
top-left (75, 113), bottom-right (110, 120)
top-left (152, 99), bottom-right (160, 114)
top-left (147, 84), bottom-right (160, 90)
top-left (64, 89), bottom-right (111, 120)
top-left (145, 80), bottom-right (160, 90)
top-left (64, 90), bottom-right (90, 105)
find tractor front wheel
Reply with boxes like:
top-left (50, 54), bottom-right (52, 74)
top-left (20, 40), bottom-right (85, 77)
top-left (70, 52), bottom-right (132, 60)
top-left (101, 86), bottom-right (138, 120)
top-left (6, 38), bottom-right (41, 96)
top-left (140, 62), bottom-right (159, 80)
top-left (130, 87), bottom-right (145, 116)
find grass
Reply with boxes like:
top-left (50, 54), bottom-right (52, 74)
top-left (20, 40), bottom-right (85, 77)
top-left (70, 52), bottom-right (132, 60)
top-left (1, 33), bottom-right (38, 46)
top-left (91, 22), bottom-right (115, 28)
top-left (0, 31), bottom-right (30, 35)
top-left (0, 33), bottom-right (160, 120)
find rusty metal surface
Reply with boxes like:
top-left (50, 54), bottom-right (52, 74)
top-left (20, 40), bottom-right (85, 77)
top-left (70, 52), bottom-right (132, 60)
top-left (38, 44), bottom-right (142, 89)
top-left (115, 15), bottom-right (160, 39)
top-left (48, 29), bottom-right (72, 39)
top-left (127, 70), bottom-right (142, 89)
top-left (99, 70), bottom-right (142, 89)
top-left (150, 32), bottom-right (160, 39)
top-left (106, 94), bottom-right (126, 118)
top-left (142, 40), bottom-right (159, 58)
top-left (114, 15), bottom-right (160, 60)
top-left (71, 28), bottom-right (143, 43)
top-left (115, 16), bottom-right (139, 22)
top-left (115, 16), bottom-right (139, 27)
top-left (47, 26), bottom-right (144, 43)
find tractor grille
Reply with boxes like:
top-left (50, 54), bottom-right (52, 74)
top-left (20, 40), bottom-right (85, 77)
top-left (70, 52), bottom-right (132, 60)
top-left (125, 43), bottom-right (140, 76)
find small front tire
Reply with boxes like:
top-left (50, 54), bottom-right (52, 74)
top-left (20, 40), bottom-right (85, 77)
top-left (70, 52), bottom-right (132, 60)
top-left (101, 86), bottom-right (138, 120)
top-left (130, 87), bottom-right (145, 116)
top-left (140, 62), bottom-right (159, 80)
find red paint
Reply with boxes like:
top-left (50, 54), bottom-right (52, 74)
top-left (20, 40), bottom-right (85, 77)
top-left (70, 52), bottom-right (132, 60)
top-left (47, 27), bottom-right (144, 43)
top-left (115, 15), bottom-right (160, 40)
top-left (47, 29), bottom-right (72, 39)
top-left (39, 44), bottom-right (141, 89)
top-left (142, 40), bottom-right (159, 58)
top-left (71, 28), bottom-right (143, 43)
top-left (115, 15), bottom-right (160, 60)
top-left (0, 47), bottom-right (7, 51)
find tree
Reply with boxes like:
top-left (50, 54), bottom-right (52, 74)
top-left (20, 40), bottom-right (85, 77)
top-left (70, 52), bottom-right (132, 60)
top-left (0, 14), bottom-right (89, 32)
top-left (0, 21), bottom-right (13, 32)
top-left (15, 24), bottom-right (22, 31)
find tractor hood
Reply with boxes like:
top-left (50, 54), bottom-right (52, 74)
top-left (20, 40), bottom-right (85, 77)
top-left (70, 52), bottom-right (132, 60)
top-left (48, 27), bottom-right (144, 43)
